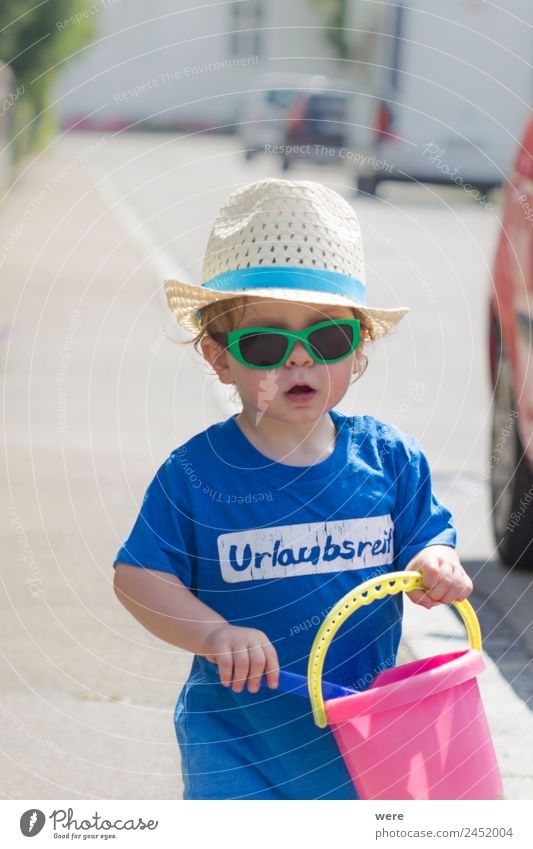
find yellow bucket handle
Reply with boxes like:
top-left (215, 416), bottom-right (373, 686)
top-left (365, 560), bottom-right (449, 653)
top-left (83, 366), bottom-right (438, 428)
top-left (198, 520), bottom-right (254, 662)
top-left (307, 570), bottom-right (482, 728)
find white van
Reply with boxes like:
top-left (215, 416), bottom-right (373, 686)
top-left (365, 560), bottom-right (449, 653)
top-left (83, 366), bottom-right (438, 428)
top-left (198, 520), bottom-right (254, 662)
top-left (351, 0), bottom-right (533, 197)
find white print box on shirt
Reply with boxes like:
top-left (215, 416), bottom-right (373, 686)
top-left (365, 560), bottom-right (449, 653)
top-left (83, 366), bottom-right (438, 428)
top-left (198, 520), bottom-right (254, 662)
top-left (217, 516), bottom-right (394, 583)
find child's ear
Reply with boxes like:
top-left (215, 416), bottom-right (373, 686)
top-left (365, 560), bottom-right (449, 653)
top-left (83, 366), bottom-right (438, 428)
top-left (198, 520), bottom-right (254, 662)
top-left (200, 335), bottom-right (235, 385)
top-left (353, 331), bottom-right (368, 373)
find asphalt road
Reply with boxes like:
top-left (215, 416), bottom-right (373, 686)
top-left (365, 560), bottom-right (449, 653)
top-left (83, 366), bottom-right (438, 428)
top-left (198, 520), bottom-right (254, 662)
top-left (1, 130), bottom-right (531, 800)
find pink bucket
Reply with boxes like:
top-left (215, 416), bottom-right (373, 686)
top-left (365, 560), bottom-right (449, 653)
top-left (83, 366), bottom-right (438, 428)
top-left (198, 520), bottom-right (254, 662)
top-left (325, 648), bottom-right (503, 800)
top-left (308, 572), bottom-right (504, 801)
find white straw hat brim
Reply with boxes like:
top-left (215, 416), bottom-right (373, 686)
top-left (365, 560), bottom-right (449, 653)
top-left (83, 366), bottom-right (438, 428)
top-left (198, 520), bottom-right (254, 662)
top-left (164, 278), bottom-right (409, 340)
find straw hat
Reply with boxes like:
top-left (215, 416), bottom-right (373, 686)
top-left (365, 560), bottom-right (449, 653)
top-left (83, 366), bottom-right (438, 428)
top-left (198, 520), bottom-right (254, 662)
top-left (163, 178), bottom-right (409, 339)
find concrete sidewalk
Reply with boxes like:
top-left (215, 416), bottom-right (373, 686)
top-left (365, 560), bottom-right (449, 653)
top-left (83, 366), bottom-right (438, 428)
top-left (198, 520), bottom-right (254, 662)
top-left (0, 137), bottom-right (529, 801)
top-left (0, 139), bottom-right (188, 799)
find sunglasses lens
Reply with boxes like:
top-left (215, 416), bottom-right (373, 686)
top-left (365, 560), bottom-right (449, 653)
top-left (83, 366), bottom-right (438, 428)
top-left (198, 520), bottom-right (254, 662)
top-left (238, 331), bottom-right (288, 367)
top-left (308, 323), bottom-right (356, 361)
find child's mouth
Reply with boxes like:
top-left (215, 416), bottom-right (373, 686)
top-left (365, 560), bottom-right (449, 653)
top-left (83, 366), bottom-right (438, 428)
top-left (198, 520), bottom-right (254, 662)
top-left (285, 385), bottom-right (317, 401)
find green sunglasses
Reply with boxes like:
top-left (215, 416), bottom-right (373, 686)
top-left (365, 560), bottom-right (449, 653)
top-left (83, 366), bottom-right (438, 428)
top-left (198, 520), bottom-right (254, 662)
top-left (210, 318), bottom-right (361, 369)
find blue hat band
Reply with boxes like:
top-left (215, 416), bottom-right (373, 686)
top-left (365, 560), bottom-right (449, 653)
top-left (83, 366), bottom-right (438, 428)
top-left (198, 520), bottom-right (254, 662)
top-left (196, 267), bottom-right (366, 320)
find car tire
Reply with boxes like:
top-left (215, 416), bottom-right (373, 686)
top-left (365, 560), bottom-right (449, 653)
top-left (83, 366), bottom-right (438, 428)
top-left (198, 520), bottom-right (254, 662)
top-left (489, 339), bottom-right (533, 569)
top-left (474, 184), bottom-right (492, 203)
top-left (356, 175), bottom-right (378, 196)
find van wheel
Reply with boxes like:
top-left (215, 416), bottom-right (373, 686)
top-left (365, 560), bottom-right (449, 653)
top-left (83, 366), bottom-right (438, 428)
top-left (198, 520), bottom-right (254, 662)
top-left (490, 341), bottom-right (533, 569)
top-left (475, 185), bottom-right (492, 203)
top-left (356, 175), bottom-right (378, 196)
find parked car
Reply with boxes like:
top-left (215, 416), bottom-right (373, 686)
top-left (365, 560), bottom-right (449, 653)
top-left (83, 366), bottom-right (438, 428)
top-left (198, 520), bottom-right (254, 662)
top-left (238, 72), bottom-right (327, 162)
top-left (488, 112), bottom-right (533, 570)
top-left (280, 87), bottom-right (355, 170)
top-left (354, 0), bottom-right (533, 197)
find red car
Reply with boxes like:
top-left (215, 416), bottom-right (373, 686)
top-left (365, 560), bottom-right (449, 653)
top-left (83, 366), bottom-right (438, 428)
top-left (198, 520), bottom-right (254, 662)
top-left (489, 113), bottom-right (533, 569)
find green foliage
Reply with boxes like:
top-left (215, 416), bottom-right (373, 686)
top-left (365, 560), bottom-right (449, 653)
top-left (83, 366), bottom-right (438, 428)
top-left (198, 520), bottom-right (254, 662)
top-left (308, 0), bottom-right (350, 60)
top-left (0, 1), bottom-right (97, 158)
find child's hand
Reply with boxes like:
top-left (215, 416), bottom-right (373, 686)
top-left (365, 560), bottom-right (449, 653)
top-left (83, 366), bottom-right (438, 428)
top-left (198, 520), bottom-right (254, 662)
top-left (403, 544), bottom-right (473, 609)
top-left (201, 624), bottom-right (280, 694)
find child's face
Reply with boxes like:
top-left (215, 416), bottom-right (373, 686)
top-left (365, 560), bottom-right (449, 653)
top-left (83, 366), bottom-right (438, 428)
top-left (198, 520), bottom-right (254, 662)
top-left (202, 299), bottom-right (367, 425)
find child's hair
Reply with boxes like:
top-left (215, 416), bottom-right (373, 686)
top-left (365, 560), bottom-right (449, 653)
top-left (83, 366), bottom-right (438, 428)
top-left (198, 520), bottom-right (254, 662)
top-left (179, 296), bottom-right (371, 404)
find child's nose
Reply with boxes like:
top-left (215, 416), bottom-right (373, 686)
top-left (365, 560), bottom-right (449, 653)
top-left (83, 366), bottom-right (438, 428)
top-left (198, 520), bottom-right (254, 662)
top-left (285, 340), bottom-right (313, 367)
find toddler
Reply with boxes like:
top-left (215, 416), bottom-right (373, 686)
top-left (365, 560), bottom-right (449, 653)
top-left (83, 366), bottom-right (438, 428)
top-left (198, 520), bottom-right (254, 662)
top-left (113, 178), bottom-right (473, 800)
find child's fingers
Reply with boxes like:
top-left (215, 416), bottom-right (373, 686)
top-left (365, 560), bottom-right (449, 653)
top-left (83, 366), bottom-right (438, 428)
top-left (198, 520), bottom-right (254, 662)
top-left (407, 561), bottom-right (451, 607)
top-left (435, 575), bottom-right (474, 606)
top-left (231, 643), bottom-right (250, 692)
top-left (215, 645), bottom-right (234, 687)
top-left (406, 589), bottom-right (435, 608)
top-left (411, 559), bottom-right (473, 607)
top-left (263, 642), bottom-right (280, 689)
top-left (407, 577), bottom-right (473, 608)
top-left (457, 576), bottom-right (474, 601)
top-left (415, 562), bottom-right (447, 599)
top-left (247, 644), bottom-right (266, 692)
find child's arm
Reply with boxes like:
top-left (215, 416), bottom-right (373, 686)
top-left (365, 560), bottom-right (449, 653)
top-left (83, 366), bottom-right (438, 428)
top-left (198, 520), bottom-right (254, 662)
top-left (114, 563), bottom-right (280, 694)
top-left (392, 430), bottom-right (472, 606)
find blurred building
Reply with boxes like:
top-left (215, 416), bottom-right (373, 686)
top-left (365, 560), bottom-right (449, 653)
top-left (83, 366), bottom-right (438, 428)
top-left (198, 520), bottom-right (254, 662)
top-left (52, 0), bottom-right (350, 132)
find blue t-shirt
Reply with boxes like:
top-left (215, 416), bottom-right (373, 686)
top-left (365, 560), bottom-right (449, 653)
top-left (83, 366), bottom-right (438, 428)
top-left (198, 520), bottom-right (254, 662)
top-left (113, 409), bottom-right (456, 799)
